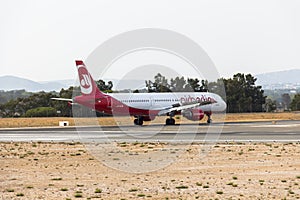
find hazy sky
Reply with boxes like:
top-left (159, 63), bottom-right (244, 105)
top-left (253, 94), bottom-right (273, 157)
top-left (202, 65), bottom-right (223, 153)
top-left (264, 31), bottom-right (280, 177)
top-left (0, 0), bottom-right (299, 81)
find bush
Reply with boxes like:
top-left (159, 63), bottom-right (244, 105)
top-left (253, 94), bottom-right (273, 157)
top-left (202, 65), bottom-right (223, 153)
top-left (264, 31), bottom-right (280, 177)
top-left (25, 107), bottom-right (57, 117)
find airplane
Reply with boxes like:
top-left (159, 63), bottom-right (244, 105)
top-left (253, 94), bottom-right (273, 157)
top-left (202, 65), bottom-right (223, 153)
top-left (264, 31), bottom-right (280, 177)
top-left (52, 60), bottom-right (226, 125)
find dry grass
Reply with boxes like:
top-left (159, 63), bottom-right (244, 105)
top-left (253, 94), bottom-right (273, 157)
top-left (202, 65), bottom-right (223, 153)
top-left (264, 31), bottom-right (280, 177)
top-left (0, 112), bottom-right (299, 128)
top-left (0, 117), bottom-right (76, 128)
top-left (224, 112), bottom-right (300, 122)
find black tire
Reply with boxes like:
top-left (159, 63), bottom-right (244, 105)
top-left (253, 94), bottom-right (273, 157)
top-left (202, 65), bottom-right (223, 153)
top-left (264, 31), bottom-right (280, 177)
top-left (166, 118), bottom-right (175, 125)
top-left (170, 118), bottom-right (175, 125)
top-left (165, 118), bottom-right (170, 125)
top-left (134, 118), bottom-right (143, 126)
top-left (134, 119), bottom-right (139, 125)
top-left (138, 119), bottom-right (143, 125)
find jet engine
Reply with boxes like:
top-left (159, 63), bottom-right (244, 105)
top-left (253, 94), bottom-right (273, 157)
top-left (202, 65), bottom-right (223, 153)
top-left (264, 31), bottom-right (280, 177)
top-left (182, 108), bottom-right (204, 121)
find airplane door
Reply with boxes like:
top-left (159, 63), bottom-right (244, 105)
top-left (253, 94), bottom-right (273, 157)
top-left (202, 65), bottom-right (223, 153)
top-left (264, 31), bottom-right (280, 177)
top-left (149, 96), bottom-right (154, 109)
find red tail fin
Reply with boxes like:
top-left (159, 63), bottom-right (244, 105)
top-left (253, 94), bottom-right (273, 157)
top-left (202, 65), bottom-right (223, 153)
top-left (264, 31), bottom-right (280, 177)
top-left (75, 60), bottom-right (104, 97)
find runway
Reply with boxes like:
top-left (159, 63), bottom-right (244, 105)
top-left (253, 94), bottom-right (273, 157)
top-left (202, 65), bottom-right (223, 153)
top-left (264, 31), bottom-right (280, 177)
top-left (0, 120), bottom-right (300, 143)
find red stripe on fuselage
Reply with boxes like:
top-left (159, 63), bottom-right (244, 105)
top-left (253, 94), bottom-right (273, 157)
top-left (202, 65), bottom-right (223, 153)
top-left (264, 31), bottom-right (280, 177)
top-left (74, 95), bottom-right (160, 117)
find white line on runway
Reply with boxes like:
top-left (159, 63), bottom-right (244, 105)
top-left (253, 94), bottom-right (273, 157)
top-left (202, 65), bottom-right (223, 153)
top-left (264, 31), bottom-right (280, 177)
top-left (0, 130), bottom-right (205, 134)
top-left (250, 124), bottom-right (300, 128)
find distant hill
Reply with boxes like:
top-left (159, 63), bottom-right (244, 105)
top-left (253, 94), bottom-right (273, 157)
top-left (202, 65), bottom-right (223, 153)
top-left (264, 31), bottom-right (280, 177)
top-left (0, 75), bottom-right (144, 92)
top-left (1, 69), bottom-right (299, 92)
top-left (0, 76), bottom-right (72, 92)
top-left (256, 69), bottom-right (300, 86)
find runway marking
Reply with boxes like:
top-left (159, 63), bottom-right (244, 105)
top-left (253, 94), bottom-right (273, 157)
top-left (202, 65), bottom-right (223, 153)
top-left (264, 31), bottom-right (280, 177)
top-left (250, 124), bottom-right (300, 128)
top-left (0, 130), bottom-right (206, 134)
top-left (217, 140), bottom-right (300, 142)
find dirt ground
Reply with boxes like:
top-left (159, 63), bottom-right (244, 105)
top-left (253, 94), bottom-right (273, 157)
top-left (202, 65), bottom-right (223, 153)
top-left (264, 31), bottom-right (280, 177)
top-left (1, 142), bottom-right (299, 199)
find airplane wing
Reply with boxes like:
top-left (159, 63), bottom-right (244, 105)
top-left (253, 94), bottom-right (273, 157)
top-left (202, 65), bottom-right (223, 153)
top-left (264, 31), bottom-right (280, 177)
top-left (51, 98), bottom-right (73, 102)
top-left (158, 100), bottom-right (215, 116)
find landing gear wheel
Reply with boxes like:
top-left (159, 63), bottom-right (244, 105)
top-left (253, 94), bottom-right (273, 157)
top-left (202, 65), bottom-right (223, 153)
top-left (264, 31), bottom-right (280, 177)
top-left (165, 118), bottom-right (175, 125)
top-left (170, 118), bottom-right (175, 125)
top-left (134, 118), bottom-right (143, 125)
top-left (165, 118), bottom-right (170, 125)
top-left (206, 114), bottom-right (212, 124)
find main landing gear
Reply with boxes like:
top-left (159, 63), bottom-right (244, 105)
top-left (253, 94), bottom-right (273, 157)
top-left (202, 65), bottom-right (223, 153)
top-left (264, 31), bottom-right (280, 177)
top-left (165, 111), bottom-right (176, 125)
top-left (206, 112), bottom-right (212, 124)
top-left (134, 116), bottom-right (144, 126)
top-left (133, 116), bottom-right (176, 126)
top-left (165, 118), bottom-right (175, 125)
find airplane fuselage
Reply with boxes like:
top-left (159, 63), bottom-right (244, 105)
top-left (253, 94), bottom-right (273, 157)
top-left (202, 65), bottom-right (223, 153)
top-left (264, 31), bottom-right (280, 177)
top-left (75, 92), bottom-right (226, 120)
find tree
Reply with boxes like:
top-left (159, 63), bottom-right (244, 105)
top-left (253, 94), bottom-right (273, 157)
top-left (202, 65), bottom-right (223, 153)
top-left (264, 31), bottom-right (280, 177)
top-left (0, 90), bottom-right (32, 104)
top-left (290, 94), bottom-right (300, 111)
top-left (208, 78), bottom-right (226, 100)
top-left (25, 107), bottom-right (57, 117)
top-left (146, 73), bottom-right (171, 92)
top-left (95, 80), bottom-right (113, 92)
top-left (0, 91), bottom-right (59, 117)
top-left (222, 73), bottom-right (265, 113)
top-left (145, 74), bottom-right (213, 93)
top-left (265, 98), bottom-right (277, 112)
top-left (281, 93), bottom-right (291, 111)
top-left (187, 78), bottom-right (200, 92)
top-left (200, 80), bottom-right (209, 92)
top-left (51, 87), bottom-right (76, 117)
top-left (170, 76), bottom-right (186, 92)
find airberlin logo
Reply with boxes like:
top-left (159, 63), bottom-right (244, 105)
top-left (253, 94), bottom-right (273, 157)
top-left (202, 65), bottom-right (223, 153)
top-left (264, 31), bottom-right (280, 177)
top-left (78, 66), bottom-right (93, 95)
top-left (180, 95), bottom-right (215, 104)
top-left (80, 74), bottom-right (91, 88)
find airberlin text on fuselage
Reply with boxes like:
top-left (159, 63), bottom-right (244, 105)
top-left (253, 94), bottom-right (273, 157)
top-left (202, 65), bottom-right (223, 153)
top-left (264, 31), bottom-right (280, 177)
top-left (180, 95), bottom-right (214, 104)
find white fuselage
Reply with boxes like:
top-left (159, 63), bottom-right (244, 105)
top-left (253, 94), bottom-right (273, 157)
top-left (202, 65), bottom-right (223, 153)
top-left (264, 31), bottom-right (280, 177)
top-left (109, 92), bottom-right (226, 112)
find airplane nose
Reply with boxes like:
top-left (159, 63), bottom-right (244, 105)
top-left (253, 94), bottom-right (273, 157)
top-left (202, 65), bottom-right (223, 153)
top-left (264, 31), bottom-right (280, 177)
top-left (221, 100), bottom-right (227, 111)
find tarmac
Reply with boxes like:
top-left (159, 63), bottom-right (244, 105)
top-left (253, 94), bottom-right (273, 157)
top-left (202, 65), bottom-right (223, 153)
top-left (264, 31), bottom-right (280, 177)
top-left (0, 120), bottom-right (300, 143)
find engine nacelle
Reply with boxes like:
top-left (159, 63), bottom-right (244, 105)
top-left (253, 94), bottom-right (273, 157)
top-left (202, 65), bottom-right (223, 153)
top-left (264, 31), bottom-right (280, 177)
top-left (182, 108), bottom-right (204, 121)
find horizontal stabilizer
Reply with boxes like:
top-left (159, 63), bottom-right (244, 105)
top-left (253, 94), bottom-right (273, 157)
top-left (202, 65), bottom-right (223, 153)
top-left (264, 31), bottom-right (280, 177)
top-left (51, 98), bottom-right (73, 102)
